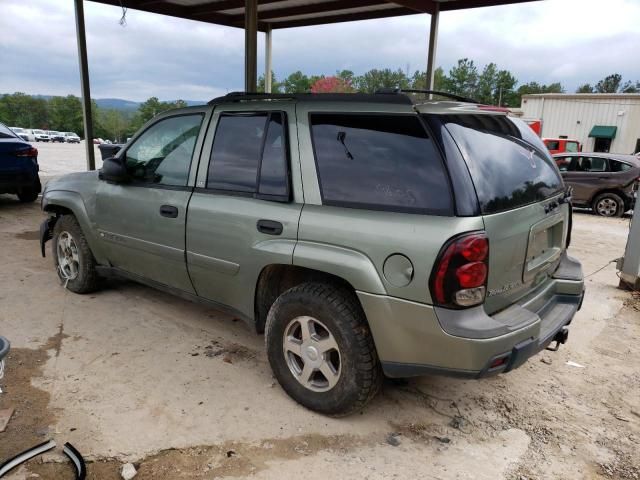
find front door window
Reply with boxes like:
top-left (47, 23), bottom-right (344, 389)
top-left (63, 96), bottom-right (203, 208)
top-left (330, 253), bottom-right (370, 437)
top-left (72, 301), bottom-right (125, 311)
top-left (125, 114), bottom-right (204, 186)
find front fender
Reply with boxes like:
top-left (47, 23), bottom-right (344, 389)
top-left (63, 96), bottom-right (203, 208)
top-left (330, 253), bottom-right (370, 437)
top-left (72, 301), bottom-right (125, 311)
top-left (293, 241), bottom-right (387, 295)
top-left (42, 190), bottom-right (109, 265)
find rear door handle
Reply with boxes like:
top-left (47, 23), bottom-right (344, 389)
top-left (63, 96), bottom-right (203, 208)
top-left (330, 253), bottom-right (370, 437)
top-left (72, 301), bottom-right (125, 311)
top-left (159, 205), bottom-right (179, 218)
top-left (257, 219), bottom-right (283, 235)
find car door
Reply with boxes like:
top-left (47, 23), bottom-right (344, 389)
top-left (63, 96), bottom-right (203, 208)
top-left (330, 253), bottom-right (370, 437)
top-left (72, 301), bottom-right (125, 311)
top-left (562, 155), bottom-right (606, 203)
top-left (186, 104), bottom-right (303, 320)
top-left (94, 110), bottom-right (209, 293)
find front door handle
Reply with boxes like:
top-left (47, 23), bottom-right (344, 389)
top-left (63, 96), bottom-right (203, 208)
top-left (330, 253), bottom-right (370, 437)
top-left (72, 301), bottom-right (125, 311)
top-left (160, 205), bottom-right (179, 218)
top-left (257, 219), bottom-right (283, 235)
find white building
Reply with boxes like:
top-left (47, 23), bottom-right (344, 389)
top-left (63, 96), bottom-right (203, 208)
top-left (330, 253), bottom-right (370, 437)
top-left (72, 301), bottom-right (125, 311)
top-left (519, 93), bottom-right (640, 154)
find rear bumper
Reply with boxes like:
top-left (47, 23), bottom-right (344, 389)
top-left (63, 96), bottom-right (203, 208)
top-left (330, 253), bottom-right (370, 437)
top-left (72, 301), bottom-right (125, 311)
top-left (0, 168), bottom-right (40, 192)
top-left (358, 253), bottom-right (584, 379)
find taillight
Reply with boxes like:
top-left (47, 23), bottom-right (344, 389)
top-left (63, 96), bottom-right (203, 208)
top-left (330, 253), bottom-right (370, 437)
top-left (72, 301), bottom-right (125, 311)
top-left (430, 232), bottom-right (489, 308)
top-left (14, 147), bottom-right (38, 158)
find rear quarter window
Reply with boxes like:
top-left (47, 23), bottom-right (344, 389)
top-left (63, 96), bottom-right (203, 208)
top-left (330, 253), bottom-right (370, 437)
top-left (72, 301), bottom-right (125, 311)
top-left (440, 114), bottom-right (563, 214)
top-left (310, 113), bottom-right (453, 215)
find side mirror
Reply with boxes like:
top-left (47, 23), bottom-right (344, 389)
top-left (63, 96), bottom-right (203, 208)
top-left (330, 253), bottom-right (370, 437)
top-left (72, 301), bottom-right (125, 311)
top-left (99, 156), bottom-right (129, 183)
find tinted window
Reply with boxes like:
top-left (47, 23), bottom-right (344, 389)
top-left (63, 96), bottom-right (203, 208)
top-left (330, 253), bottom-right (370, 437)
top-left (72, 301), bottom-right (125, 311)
top-left (575, 156), bottom-right (608, 172)
top-left (610, 160), bottom-right (632, 172)
top-left (125, 114), bottom-right (203, 186)
top-left (441, 115), bottom-right (563, 214)
top-left (556, 156), bottom-right (572, 171)
top-left (258, 113), bottom-right (289, 197)
top-left (310, 114), bottom-right (452, 215)
top-left (545, 140), bottom-right (559, 150)
top-left (208, 113), bottom-right (267, 192)
top-left (207, 112), bottom-right (290, 198)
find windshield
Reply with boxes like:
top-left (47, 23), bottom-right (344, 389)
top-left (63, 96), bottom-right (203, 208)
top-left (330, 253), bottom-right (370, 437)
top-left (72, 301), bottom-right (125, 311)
top-left (437, 114), bottom-right (564, 214)
top-left (34, 130), bottom-right (45, 134)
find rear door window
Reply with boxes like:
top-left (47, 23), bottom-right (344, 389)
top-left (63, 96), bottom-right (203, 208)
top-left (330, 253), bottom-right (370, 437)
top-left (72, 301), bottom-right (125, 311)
top-left (576, 156), bottom-right (608, 172)
top-left (439, 114), bottom-right (563, 214)
top-left (207, 112), bottom-right (290, 200)
top-left (310, 114), bottom-right (452, 215)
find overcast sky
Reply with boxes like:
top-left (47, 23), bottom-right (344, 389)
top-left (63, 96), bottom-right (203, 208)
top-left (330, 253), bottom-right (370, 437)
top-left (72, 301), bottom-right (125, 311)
top-left (1, 0), bottom-right (639, 102)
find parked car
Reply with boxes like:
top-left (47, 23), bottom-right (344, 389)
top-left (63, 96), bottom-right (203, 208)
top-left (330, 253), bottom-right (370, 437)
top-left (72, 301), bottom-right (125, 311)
top-left (553, 153), bottom-right (639, 217)
top-left (93, 138), bottom-right (105, 145)
top-left (9, 127), bottom-right (31, 142)
top-left (22, 128), bottom-right (37, 142)
top-left (0, 121), bottom-right (41, 202)
top-left (32, 129), bottom-right (50, 142)
top-left (48, 131), bottom-right (66, 143)
top-left (40, 92), bottom-right (584, 415)
top-left (544, 138), bottom-right (581, 155)
top-left (64, 132), bottom-right (81, 143)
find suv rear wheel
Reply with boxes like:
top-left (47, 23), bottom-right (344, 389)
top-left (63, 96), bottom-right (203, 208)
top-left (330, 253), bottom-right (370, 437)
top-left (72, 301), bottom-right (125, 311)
top-left (265, 282), bottom-right (381, 416)
top-left (593, 192), bottom-right (624, 217)
top-left (52, 215), bottom-right (100, 293)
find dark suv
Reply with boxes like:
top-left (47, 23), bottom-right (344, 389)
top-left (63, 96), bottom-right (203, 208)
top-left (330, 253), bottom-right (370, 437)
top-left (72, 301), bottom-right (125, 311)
top-left (553, 153), bottom-right (639, 217)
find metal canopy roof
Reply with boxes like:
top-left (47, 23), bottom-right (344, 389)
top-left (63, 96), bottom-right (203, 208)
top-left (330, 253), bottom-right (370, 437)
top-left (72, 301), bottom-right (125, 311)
top-left (92, 0), bottom-right (540, 31)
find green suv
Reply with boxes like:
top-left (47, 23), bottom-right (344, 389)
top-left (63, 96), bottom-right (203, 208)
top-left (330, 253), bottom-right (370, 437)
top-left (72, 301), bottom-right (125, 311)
top-left (40, 92), bottom-right (585, 415)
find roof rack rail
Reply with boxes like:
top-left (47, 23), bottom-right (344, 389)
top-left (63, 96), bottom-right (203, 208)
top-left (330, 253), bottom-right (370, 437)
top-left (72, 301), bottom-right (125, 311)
top-left (375, 88), bottom-right (479, 104)
top-left (208, 91), bottom-right (413, 106)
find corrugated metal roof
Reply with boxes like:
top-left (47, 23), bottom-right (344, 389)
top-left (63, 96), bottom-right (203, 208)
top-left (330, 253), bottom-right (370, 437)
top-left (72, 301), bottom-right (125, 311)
top-left (91, 0), bottom-right (541, 31)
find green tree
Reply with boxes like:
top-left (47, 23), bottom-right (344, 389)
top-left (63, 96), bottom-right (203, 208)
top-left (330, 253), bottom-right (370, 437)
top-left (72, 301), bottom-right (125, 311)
top-left (99, 109), bottom-right (130, 143)
top-left (576, 83), bottom-right (594, 93)
top-left (621, 80), bottom-right (640, 93)
top-left (410, 67), bottom-right (447, 91)
top-left (595, 74), bottom-right (622, 93)
top-left (130, 97), bottom-right (186, 131)
top-left (257, 71), bottom-right (282, 93)
top-left (0, 92), bottom-right (49, 128)
top-left (494, 70), bottom-right (518, 106)
top-left (447, 58), bottom-right (478, 98)
top-left (282, 71), bottom-right (312, 93)
top-left (48, 95), bottom-right (84, 133)
top-left (476, 63), bottom-right (498, 104)
top-left (353, 68), bottom-right (410, 93)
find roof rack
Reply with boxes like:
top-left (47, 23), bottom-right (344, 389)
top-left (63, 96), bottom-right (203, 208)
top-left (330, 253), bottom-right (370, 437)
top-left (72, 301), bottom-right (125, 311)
top-left (375, 88), bottom-right (479, 104)
top-left (208, 91), bottom-right (413, 106)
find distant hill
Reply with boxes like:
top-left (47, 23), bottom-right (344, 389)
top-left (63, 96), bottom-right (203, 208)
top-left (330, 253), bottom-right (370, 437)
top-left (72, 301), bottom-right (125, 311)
top-left (2, 93), bottom-right (205, 111)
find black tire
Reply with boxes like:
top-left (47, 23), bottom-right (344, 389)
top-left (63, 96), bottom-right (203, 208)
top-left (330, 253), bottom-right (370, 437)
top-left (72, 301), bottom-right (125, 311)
top-left (52, 215), bottom-right (100, 294)
top-left (17, 187), bottom-right (38, 203)
top-left (593, 192), bottom-right (624, 217)
top-left (265, 282), bottom-right (381, 416)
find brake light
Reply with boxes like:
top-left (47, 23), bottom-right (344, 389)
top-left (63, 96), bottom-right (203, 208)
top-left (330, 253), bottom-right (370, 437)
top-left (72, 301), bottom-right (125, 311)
top-left (14, 147), bottom-right (38, 158)
top-left (430, 232), bottom-right (489, 308)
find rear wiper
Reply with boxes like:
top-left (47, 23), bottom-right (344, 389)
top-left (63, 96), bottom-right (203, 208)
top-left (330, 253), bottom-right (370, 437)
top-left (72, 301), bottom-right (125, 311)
top-left (337, 131), bottom-right (354, 160)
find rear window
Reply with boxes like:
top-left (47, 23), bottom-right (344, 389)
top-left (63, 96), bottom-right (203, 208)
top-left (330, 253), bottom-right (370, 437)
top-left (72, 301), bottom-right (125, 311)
top-left (440, 114), bottom-right (563, 214)
top-left (310, 114), bottom-right (453, 215)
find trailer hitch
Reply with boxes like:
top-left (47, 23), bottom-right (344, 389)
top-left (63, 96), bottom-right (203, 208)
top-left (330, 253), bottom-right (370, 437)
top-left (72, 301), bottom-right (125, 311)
top-left (546, 327), bottom-right (569, 352)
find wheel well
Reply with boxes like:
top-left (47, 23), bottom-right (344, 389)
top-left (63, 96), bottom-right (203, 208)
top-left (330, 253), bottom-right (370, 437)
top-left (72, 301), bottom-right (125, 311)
top-left (43, 204), bottom-right (74, 216)
top-left (254, 264), bottom-right (359, 333)
top-left (590, 189), bottom-right (627, 207)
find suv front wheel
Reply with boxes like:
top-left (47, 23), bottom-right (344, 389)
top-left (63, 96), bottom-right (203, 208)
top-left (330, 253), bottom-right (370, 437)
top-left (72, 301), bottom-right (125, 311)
top-left (265, 282), bottom-right (381, 416)
top-left (52, 215), bottom-right (100, 293)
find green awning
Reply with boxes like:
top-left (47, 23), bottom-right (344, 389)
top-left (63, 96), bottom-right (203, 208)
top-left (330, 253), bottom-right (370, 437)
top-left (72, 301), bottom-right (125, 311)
top-left (589, 125), bottom-right (617, 139)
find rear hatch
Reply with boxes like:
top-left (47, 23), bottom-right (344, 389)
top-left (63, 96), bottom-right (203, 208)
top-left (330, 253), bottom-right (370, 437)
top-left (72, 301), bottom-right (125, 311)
top-left (436, 113), bottom-right (568, 314)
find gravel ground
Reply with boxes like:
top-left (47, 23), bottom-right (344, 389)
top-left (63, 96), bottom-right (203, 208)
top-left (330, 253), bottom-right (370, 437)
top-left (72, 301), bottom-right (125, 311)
top-left (0, 145), bottom-right (638, 479)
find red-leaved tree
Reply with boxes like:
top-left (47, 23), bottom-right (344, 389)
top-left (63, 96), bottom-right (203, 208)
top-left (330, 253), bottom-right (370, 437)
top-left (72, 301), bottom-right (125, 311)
top-left (310, 76), bottom-right (353, 93)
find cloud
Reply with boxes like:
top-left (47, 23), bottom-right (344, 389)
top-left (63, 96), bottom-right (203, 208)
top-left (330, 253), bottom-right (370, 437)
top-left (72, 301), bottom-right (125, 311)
top-left (0, 0), bottom-right (639, 101)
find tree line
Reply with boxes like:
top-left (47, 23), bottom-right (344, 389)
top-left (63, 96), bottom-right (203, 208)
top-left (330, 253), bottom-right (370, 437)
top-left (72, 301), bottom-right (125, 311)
top-left (2, 58), bottom-right (638, 142)
top-left (0, 93), bottom-right (186, 143)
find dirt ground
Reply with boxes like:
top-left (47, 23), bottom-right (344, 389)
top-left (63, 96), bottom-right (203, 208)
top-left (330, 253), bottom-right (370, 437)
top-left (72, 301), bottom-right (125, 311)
top-left (0, 194), bottom-right (639, 479)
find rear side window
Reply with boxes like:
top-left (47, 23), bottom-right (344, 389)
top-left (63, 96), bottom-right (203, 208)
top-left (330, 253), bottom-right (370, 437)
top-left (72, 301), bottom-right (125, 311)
top-left (310, 114), bottom-right (452, 215)
top-left (565, 141), bottom-right (579, 152)
top-left (207, 112), bottom-right (289, 199)
top-left (440, 114), bottom-right (563, 214)
top-left (610, 160), bottom-right (632, 172)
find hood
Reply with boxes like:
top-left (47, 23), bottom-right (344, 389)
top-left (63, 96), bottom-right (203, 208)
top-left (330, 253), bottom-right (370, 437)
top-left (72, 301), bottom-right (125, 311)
top-left (44, 170), bottom-right (100, 194)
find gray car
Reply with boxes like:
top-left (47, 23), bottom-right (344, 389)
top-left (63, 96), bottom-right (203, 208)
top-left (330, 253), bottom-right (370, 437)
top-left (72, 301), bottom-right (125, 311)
top-left (553, 153), bottom-right (639, 217)
top-left (40, 92), bottom-right (585, 415)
